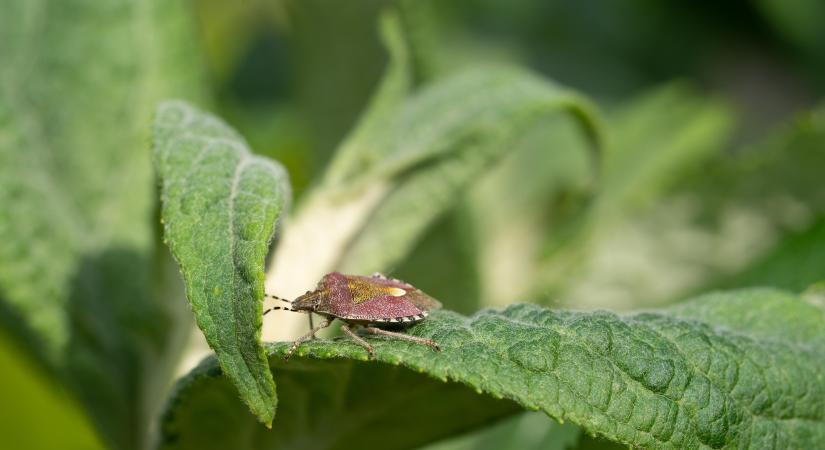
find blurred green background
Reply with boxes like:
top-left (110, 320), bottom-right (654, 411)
top-left (2, 0), bottom-right (825, 449)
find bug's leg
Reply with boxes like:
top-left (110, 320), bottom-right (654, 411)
top-left (364, 327), bottom-right (441, 352)
top-left (308, 313), bottom-right (315, 336)
top-left (341, 325), bottom-right (376, 360)
top-left (285, 317), bottom-right (332, 361)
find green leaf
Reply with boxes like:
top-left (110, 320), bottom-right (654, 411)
top-left (333, 65), bottom-right (601, 196)
top-left (540, 102), bottom-right (825, 309)
top-left (161, 353), bottom-right (521, 450)
top-left (419, 412), bottom-right (582, 450)
top-left (322, 10), bottom-right (414, 187)
top-left (463, 116), bottom-right (597, 306)
top-left (285, 0), bottom-right (395, 162)
top-left (755, 0), bottom-right (825, 60)
top-left (455, 83), bottom-right (731, 308)
top-left (0, 0), bottom-right (200, 357)
top-left (153, 101), bottom-right (291, 425)
top-left (392, 211), bottom-right (482, 315)
top-left (309, 65), bottom-right (600, 278)
top-left (0, 0), bottom-right (202, 447)
top-left (0, 328), bottom-right (104, 450)
top-left (266, 17), bottom-right (602, 308)
top-left (162, 287), bottom-right (825, 449)
top-left (593, 83), bottom-right (733, 221)
top-left (722, 217), bottom-right (825, 292)
top-left (335, 64), bottom-right (603, 274)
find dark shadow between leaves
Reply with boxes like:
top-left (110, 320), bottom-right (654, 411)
top-left (0, 291), bottom-right (59, 377)
top-left (66, 247), bottom-right (188, 450)
top-left (161, 355), bottom-right (522, 450)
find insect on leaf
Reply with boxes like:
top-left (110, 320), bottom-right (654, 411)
top-left (162, 287), bottom-right (825, 449)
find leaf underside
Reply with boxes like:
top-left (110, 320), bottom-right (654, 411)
top-left (154, 101), bottom-right (291, 424)
top-left (162, 288), bottom-right (825, 450)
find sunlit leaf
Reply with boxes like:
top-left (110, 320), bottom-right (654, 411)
top-left (164, 287), bottom-right (825, 449)
top-left (154, 101), bottom-right (291, 425)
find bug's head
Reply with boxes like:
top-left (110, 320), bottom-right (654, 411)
top-left (292, 290), bottom-right (322, 312)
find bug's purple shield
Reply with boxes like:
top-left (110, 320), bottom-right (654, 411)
top-left (321, 273), bottom-right (441, 322)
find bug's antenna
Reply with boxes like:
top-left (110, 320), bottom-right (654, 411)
top-left (263, 306), bottom-right (298, 315)
top-left (263, 292), bottom-right (302, 316)
top-left (265, 293), bottom-right (293, 305)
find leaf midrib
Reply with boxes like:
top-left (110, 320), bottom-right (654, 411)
top-left (226, 155), bottom-right (269, 399)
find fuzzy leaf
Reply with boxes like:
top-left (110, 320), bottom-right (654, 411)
top-left (0, 0), bottom-right (202, 447)
top-left (266, 26), bottom-right (602, 309)
top-left (335, 65), bottom-right (601, 274)
top-left (162, 287), bottom-right (825, 449)
top-left (154, 101), bottom-right (290, 425)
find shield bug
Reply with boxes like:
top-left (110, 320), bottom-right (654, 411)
top-left (264, 272), bottom-right (442, 360)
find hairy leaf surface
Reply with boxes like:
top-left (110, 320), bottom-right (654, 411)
top-left (260, 14), bottom-right (602, 348)
top-left (266, 14), bottom-right (602, 317)
top-left (163, 288), bottom-right (825, 449)
top-left (336, 66), bottom-right (601, 274)
top-left (154, 101), bottom-right (291, 425)
top-left (0, 0), bottom-right (202, 447)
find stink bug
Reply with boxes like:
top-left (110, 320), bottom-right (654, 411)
top-left (264, 272), bottom-right (442, 360)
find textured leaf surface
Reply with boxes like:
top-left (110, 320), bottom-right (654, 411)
top-left (0, 0), bottom-right (201, 355)
top-left (265, 16), bottom-right (601, 324)
top-left (163, 288), bottom-right (825, 449)
top-left (154, 101), bottom-right (291, 424)
top-left (0, 0), bottom-right (201, 447)
top-left (336, 66), bottom-right (600, 275)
